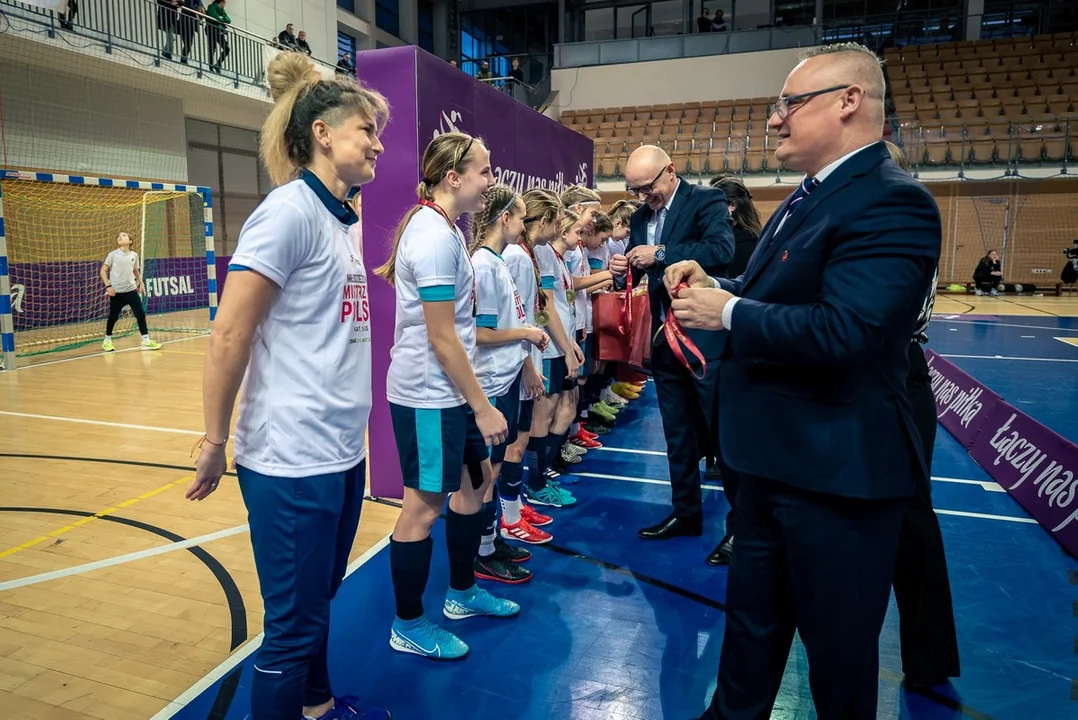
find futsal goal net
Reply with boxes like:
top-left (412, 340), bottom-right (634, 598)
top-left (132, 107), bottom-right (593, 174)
top-left (0, 170), bottom-right (217, 370)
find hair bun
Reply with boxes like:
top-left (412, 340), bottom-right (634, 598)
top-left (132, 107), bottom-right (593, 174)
top-left (266, 52), bottom-right (320, 102)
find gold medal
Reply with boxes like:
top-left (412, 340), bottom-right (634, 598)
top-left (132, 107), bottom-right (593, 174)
top-left (566, 289), bottom-right (576, 304)
top-left (536, 310), bottom-right (551, 326)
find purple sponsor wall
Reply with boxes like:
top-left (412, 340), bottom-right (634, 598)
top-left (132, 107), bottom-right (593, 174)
top-left (925, 349), bottom-right (1078, 557)
top-left (9, 257), bottom-right (207, 330)
top-left (356, 46), bottom-right (594, 499)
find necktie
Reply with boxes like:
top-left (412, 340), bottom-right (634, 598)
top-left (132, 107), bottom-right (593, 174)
top-left (653, 207), bottom-right (666, 246)
top-left (655, 208), bottom-right (668, 322)
top-left (786, 176), bottom-right (820, 219)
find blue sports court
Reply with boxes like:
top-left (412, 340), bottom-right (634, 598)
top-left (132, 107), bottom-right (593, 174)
top-left (168, 311), bottom-right (1078, 720)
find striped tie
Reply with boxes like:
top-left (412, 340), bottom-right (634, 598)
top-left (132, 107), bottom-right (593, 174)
top-left (787, 176), bottom-right (820, 215)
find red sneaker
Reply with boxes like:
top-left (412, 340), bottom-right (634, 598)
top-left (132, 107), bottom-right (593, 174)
top-left (499, 517), bottom-right (553, 544)
top-left (520, 503), bottom-right (553, 527)
top-left (572, 430), bottom-right (602, 448)
top-left (578, 428), bottom-right (599, 441)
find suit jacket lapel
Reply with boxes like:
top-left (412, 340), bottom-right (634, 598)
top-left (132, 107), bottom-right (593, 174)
top-left (658, 179), bottom-right (689, 246)
top-left (741, 193), bottom-right (794, 283)
top-left (742, 142), bottom-right (888, 288)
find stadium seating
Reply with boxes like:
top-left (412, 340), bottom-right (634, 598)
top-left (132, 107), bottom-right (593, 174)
top-left (562, 33), bottom-right (1078, 178)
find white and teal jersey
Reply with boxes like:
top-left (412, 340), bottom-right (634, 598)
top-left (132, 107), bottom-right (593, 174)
top-left (472, 246), bottom-right (528, 398)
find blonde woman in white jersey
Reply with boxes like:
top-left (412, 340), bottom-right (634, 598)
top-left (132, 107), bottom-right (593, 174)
top-left (374, 132), bottom-right (516, 662)
top-left (188, 53), bottom-right (389, 720)
top-left (467, 183), bottom-right (553, 584)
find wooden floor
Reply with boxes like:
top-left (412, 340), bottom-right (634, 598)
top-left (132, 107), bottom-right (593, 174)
top-left (0, 334), bottom-right (400, 719)
top-left (0, 291), bottom-right (1076, 719)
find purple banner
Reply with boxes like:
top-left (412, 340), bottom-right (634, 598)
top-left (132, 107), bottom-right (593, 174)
top-left (415, 52), bottom-right (593, 193)
top-left (355, 46), bottom-right (594, 499)
top-left (969, 402), bottom-right (1078, 557)
top-left (9, 257), bottom-right (208, 330)
top-left (925, 350), bottom-right (1078, 558)
top-left (925, 349), bottom-right (1003, 449)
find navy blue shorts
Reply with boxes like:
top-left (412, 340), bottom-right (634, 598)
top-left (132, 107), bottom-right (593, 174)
top-left (489, 371), bottom-right (522, 464)
top-left (518, 399), bottom-right (534, 434)
top-left (543, 356), bottom-right (568, 395)
top-left (389, 403), bottom-right (489, 493)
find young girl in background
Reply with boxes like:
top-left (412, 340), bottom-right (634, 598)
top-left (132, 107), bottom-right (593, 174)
top-left (100, 232), bottom-right (161, 351)
top-left (468, 184), bottom-right (552, 583)
top-left (375, 132), bottom-right (516, 662)
top-left (501, 189), bottom-right (571, 521)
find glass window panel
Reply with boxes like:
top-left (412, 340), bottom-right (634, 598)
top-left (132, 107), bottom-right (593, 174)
top-left (188, 147), bottom-right (220, 191)
top-left (219, 126), bottom-right (258, 152)
top-left (221, 152), bottom-right (259, 196)
top-left (185, 118), bottom-right (218, 145)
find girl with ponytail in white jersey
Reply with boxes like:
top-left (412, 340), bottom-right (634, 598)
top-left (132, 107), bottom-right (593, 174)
top-left (501, 189), bottom-right (576, 513)
top-left (524, 210), bottom-right (586, 506)
top-left (374, 132), bottom-right (517, 663)
top-left (560, 211), bottom-right (618, 466)
top-left (189, 52), bottom-right (389, 720)
top-left (466, 183), bottom-right (553, 584)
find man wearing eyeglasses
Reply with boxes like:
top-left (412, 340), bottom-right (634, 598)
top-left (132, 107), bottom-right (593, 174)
top-left (664, 44), bottom-right (942, 720)
top-left (608, 145), bottom-right (734, 560)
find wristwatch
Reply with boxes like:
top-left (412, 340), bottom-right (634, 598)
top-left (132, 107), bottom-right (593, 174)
top-left (655, 245), bottom-right (666, 265)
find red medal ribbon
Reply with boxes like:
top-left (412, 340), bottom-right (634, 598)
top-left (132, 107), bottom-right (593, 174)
top-left (519, 241), bottom-right (543, 315)
top-left (665, 282), bottom-right (707, 380)
top-left (418, 199), bottom-right (476, 316)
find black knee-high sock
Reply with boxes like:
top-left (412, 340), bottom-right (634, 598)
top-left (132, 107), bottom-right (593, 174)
top-left (526, 436), bottom-right (547, 491)
top-left (478, 498), bottom-right (498, 558)
top-left (445, 507), bottom-right (484, 592)
top-left (548, 430), bottom-right (570, 468)
top-left (499, 460), bottom-right (523, 503)
top-left (390, 536), bottom-right (433, 621)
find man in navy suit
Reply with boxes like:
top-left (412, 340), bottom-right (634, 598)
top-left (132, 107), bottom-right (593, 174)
top-left (665, 43), bottom-right (942, 719)
top-left (609, 146), bottom-right (734, 559)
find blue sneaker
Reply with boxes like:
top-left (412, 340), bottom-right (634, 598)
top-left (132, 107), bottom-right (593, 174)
top-left (308, 696), bottom-right (390, 720)
top-left (389, 615), bottom-right (469, 660)
top-left (443, 585), bottom-right (521, 620)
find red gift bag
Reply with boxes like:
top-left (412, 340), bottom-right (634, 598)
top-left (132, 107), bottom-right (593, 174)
top-left (594, 271), bottom-right (649, 363)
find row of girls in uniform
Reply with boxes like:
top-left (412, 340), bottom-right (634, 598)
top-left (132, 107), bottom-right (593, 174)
top-left (189, 52), bottom-right (644, 720)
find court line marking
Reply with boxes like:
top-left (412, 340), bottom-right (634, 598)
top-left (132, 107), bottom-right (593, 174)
top-left (580, 471), bottom-right (1035, 525)
top-left (576, 471), bottom-right (724, 492)
top-left (0, 523), bottom-right (249, 591)
top-left (595, 448), bottom-right (1005, 492)
top-left (940, 353), bottom-right (1078, 363)
top-left (0, 473), bottom-right (195, 560)
top-left (9, 333), bottom-right (207, 371)
top-left (150, 532), bottom-right (393, 719)
top-left (1055, 337), bottom-right (1078, 348)
top-left (0, 411), bottom-right (202, 436)
top-left (932, 318), bottom-right (1078, 333)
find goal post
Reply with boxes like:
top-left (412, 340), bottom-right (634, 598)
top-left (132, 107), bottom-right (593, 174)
top-left (0, 169), bottom-right (216, 370)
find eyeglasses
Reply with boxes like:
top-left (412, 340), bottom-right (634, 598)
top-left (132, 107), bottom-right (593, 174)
top-left (768, 85), bottom-right (850, 121)
top-left (625, 166), bottom-right (669, 197)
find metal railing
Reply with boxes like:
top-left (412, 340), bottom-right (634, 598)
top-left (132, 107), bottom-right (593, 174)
top-left (591, 116), bottom-right (1075, 179)
top-left (0, 0), bottom-right (338, 88)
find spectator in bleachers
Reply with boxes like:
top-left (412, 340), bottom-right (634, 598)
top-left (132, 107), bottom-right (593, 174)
top-left (205, 0), bottom-right (230, 73)
top-left (177, 0), bottom-right (203, 64)
top-left (697, 8), bottom-right (711, 33)
top-left (277, 23), bottom-right (298, 50)
top-left (156, 0), bottom-right (180, 60)
top-left (973, 249), bottom-right (1003, 295)
top-left (58, 0), bottom-right (77, 30)
top-left (712, 9), bottom-right (726, 31)
top-left (296, 30), bottom-right (311, 55)
top-left (476, 61), bottom-right (492, 80)
top-left (336, 52), bottom-right (355, 76)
